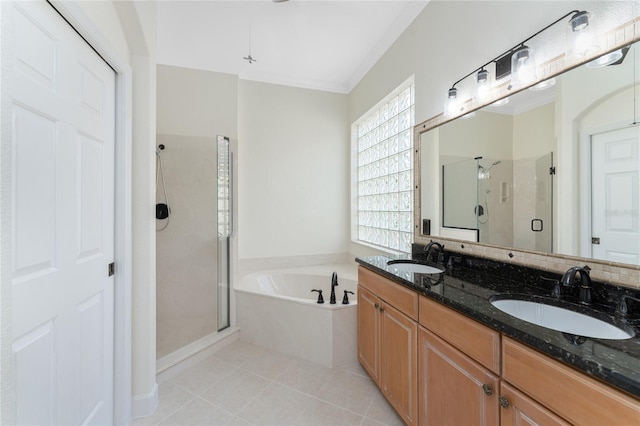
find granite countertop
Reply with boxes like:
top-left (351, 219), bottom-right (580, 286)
top-left (356, 255), bottom-right (640, 400)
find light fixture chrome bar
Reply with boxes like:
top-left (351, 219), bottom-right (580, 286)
top-left (447, 9), bottom-right (588, 94)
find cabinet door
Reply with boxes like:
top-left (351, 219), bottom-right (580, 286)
top-left (381, 302), bottom-right (418, 425)
top-left (419, 326), bottom-right (500, 426)
top-left (499, 382), bottom-right (570, 426)
top-left (357, 285), bottom-right (380, 384)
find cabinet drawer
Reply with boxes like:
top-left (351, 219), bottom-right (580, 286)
top-left (503, 337), bottom-right (640, 425)
top-left (419, 296), bottom-right (500, 373)
top-left (358, 266), bottom-right (418, 321)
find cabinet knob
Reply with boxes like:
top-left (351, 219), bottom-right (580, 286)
top-left (374, 303), bottom-right (380, 310)
top-left (498, 396), bottom-right (510, 409)
top-left (482, 384), bottom-right (493, 396)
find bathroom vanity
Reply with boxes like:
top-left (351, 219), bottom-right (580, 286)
top-left (356, 255), bottom-right (640, 426)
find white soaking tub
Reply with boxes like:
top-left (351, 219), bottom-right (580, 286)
top-left (235, 265), bottom-right (358, 367)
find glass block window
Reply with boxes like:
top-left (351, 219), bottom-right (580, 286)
top-left (352, 77), bottom-right (415, 253)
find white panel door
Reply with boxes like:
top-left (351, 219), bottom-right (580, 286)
top-left (591, 126), bottom-right (640, 265)
top-left (9, 1), bottom-right (115, 424)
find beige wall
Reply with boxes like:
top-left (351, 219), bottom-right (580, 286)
top-left (156, 65), bottom-right (238, 139)
top-left (238, 80), bottom-right (350, 259)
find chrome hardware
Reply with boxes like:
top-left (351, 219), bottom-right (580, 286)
top-left (499, 396), bottom-right (510, 408)
top-left (592, 237), bottom-right (600, 245)
top-left (482, 384), bottom-right (493, 396)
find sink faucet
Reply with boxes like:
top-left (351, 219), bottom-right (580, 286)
top-left (424, 241), bottom-right (445, 263)
top-left (561, 267), bottom-right (592, 305)
top-left (330, 272), bottom-right (339, 304)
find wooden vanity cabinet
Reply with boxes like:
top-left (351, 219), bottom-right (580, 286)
top-left (502, 337), bottom-right (640, 425)
top-left (418, 296), bottom-right (501, 425)
top-left (418, 326), bottom-right (500, 425)
top-left (358, 268), bottom-right (640, 425)
top-left (499, 382), bottom-right (570, 426)
top-left (357, 267), bottom-right (418, 426)
top-left (357, 285), bottom-right (381, 384)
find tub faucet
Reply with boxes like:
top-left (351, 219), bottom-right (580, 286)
top-left (424, 241), bottom-right (445, 263)
top-left (330, 272), bottom-right (339, 304)
top-left (561, 266), bottom-right (592, 305)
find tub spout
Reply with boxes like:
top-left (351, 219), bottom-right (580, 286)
top-left (330, 272), bottom-right (339, 304)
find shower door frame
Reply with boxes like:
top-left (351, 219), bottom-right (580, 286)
top-left (217, 135), bottom-right (232, 331)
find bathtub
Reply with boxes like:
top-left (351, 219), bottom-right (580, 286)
top-left (236, 265), bottom-right (358, 368)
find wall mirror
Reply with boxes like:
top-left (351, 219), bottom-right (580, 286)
top-left (417, 40), bottom-right (640, 267)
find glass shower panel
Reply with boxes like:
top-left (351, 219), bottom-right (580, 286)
top-left (442, 158), bottom-right (477, 229)
top-left (216, 136), bottom-right (231, 331)
top-left (534, 152), bottom-right (554, 253)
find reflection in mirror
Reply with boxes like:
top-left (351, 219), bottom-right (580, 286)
top-left (419, 41), bottom-right (640, 266)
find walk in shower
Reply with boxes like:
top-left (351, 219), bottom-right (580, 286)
top-left (442, 154), bottom-right (553, 251)
top-left (155, 134), bottom-right (232, 358)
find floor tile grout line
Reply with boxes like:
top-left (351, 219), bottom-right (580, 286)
top-left (147, 387), bottom-right (199, 426)
top-left (150, 342), bottom-right (398, 426)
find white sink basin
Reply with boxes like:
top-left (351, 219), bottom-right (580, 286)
top-left (490, 296), bottom-right (634, 340)
top-left (387, 260), bottom-right (445, 274)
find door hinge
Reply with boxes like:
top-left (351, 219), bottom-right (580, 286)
top-left (108, 262), bottom-right (115, 276)
top-left (549, 166), bottom-right (556, 175)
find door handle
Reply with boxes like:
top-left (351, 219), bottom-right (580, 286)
top-left (531, 219), bottom-right (543, 232)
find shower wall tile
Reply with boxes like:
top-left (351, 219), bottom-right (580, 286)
top-left (156, 134), bottom-right (219, 358)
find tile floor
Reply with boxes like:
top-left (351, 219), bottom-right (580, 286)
top-left (134, 340), bottom-right (405, 426)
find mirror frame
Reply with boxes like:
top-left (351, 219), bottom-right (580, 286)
top-left (413, 18), bottom-right (640, 287)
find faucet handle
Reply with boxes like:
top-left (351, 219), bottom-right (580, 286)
top-left (540, 276), bottom-right (561, 298)
top-left (616, 295), bottom-right (640, 317)
top-left (311, 289), bottom-right (324, 304)
top-left (342, 290), bottom-right (354, 304)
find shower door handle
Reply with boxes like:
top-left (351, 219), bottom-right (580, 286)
top-left (531, 219), bottom-right (543, 232)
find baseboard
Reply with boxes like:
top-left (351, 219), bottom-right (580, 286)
top-left (131, 382), bottom-right (158, 419)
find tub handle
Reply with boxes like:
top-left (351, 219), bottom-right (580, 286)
top-left (311, 289), bottom-right (324, 304)
top-left (342, 290), bottom-right (354, 304)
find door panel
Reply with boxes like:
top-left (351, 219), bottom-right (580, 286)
top-left (591, 127), bottom-right (640, 264)
top-left (12, 104), bottom-right (57, 280)
top-left (12, 321), bottom-right (56, 425)
top-left (419, 327), bottom-right (499, 426)
top-left (9, 2), bottom-right (116, 424)
top-left (357, 286), bottom-right (380, 384)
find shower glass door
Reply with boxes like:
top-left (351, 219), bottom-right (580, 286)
top-left (216, 135), bottom-right (231, 331)
top-left (533, 152), bottom-right (554, 253)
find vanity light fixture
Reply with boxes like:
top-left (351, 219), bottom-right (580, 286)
top-left (569, 11), bottom-right (590, 32)
top-left (445, 87), bottom-right (462, 116)
top-left (586, 48), bottom-right (624, 68)
top-left (529, 77), bottom-right (556, 91)
top-left (445, 10), bottom-right (591, 116)
top-left (475, 69), bottom-right (491, 102)
top-left (490, 97), bottom-right (509, 107)
top-left (511, 45), bottom-right (537, 86)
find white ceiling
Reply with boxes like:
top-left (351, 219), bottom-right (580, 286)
top-left (157, 0), bottom-right (429, 93)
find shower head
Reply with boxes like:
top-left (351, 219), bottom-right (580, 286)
top-left (478, 160), bottom-right (501, 180)
top-left (485, 160), bottom-right (501, 172)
